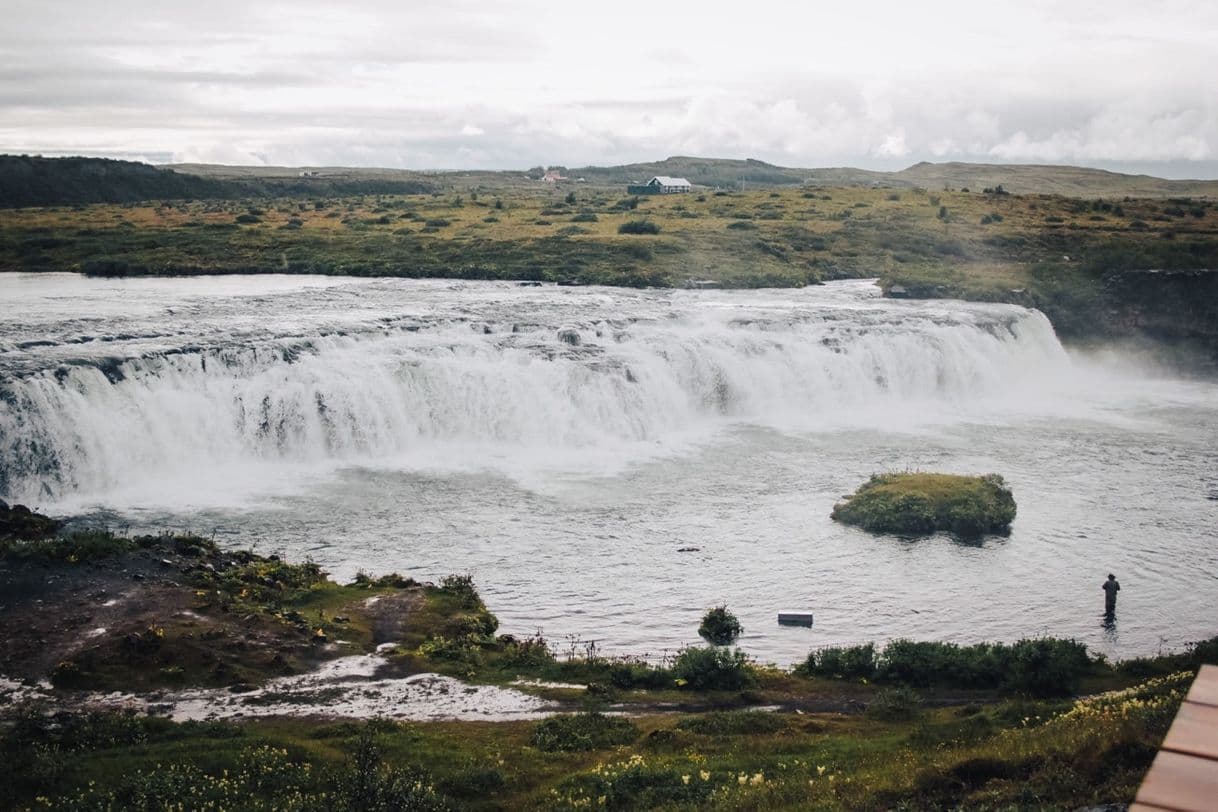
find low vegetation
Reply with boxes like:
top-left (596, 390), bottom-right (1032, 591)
top-left (4, 510), bottom-right (1217, 809)
top-left (4, 164), bottom-right (1218, 361)
top-left (530, 713), bottom-right (640, 752)
top-left (831, 472), bottom-right (1017, 537)
top-left (799, 637), bottom-right (1092, 697)
top-left (1, 667), bottom-right (1202, 809)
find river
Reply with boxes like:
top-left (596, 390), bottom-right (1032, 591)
top-left (2, 273), bottom-right (1215, 666)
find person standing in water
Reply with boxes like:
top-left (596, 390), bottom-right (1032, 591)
top-left (1103, 573), bottom-right (1120, 616)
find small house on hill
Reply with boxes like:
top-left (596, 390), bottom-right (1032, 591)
top-left (627, 176), bottom-right (692, 194)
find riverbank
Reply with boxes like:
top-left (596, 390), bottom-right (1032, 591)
top-left (3, 517), bottom-right (1217, 809)
top-left (2, 181), bottom-right (1216, 366)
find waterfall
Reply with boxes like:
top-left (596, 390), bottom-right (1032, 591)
top-left (0, 279), bottom-right (1070, 503)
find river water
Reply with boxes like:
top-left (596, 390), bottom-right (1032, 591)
top-left (2, 273), bottom-right (1215, 666)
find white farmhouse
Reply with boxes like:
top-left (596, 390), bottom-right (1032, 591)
top-left (628, 176), bottom-right (693, 194)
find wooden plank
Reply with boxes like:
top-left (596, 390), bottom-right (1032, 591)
top-left (1135, 750), bottom-right (1218, 810)
top-left (1162, 700), bottom-right (1218, 760)
top-left (1184, 664), bottom-right (1218, 708)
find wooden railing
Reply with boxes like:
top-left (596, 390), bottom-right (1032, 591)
top-left (1132, 664), bottom-right (1218, 811)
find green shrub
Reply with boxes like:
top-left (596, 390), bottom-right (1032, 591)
top-left (530, 713), bottom-right (639, 752)
top-left (607, 661), bottom-right (672, 690)
top-left (437, 574), bottom-right (481, 608)
top-left (234, 213), bottom-right (261, 224)
top-left (798, 643), bottom-right (877, 679)
top-left (1005, 637), bottom-right (1092, 697)
top-left (618, 219), bottom-right (660, 235)
top-left (877, 640), bottom-right (1002, 688)
top-left (500, 634), bottom-right (556, 668)
top-left (697, 605), bottom-right (742, 645)
top-left (334, 731), bottom-right (449, 811)
top-left (671, 646), bottom-right (754, 691)
top-left (417, 635), bottom-right (483, 667)
top-left (570, 212), bottom-right (598, 222)
top-left (876, 637), bottom-right (1091, 696)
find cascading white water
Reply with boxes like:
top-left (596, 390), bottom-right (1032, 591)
top-left (0, 277), bottom-right (1068, 504)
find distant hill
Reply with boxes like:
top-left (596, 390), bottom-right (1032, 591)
top-left (572, 156), bottom-right (816, 188)
top-left (890, 161), bottom-right (1218, 198)
top-left (573, 156), bottom-right (1218, 198)
top-left (0, 155), bottom-right (230, 208)
top-left (5, 154), bottom-right (1217, 208)
top-left (0, 155), bottom-right (435, 208)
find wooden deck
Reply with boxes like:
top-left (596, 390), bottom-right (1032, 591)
top-left (1132, 665), bottom-right (1218, 811)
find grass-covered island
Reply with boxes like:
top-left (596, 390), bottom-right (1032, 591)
top-left (832, 472), bottom-right (1017, 537)
top-left (2, 505), bottom-right (1216, 810)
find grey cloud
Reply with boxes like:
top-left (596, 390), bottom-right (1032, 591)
top-left (1, 0), bottom-right (1215, 174)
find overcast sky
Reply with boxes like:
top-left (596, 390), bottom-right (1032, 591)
top-left (2, 0), bottom-right (1216, 175)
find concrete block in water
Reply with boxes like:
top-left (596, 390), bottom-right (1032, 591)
top-left (777, 611), bottom-right (814, 627)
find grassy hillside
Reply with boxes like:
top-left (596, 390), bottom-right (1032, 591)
top-left (892, 161), bottom-right (1218, 198)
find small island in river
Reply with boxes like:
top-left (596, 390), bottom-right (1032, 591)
top-left (831, 472), bottom-right (1017, 537)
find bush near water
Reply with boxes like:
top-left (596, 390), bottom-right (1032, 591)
top-left (798, 637), bottom-right (1092, 697)
top-left (697, 605), bottom-right (743, 645)
top-left (831, 472), bottom-right (1016, 536)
